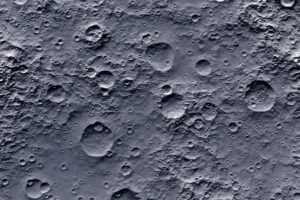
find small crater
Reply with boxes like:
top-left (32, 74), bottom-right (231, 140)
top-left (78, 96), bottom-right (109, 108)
top-left (244, 80), bottom-right (276, 112)
top-left (85, 24), bottom-right (104, 43)
top-left (86, 68), bottom-right (97, 78)
top-left (288, 65), bottom-right (300, 88)
top-left (193, 118), bottom-right (204, 130)
top-left (1, 178), bottom-right (9, 187)
top-left (120, 163), bottom-right (132, 176)
top-left (279, 0), bottom-right (296, 8)
top-left (161, 93), bottom-right (186, 119)
top-left (202, 102), bottom-right (218, 121)
top-left (195, 59), bottom-right (212, 76)
top-left (145, 42), bottom-right (175, 72)
top-left (286, 91), bottom-right (300, 106)
top-left (141, 33), bottom-right (152, 44)
top-left (80, 121), bottom-right (113, 157)
top-left (293, 192), bottom-right (300, 200)
top-left (46, 85), bottom-right (66, 103)
top-left (228, 122), bottom-right (239, 133)
top-left (161, 84), bottom-right (172, 95)
top-left (111, 188), bottom-right (140, 200)
top-left (25, 178), bottom-right (50, 199)
top-left (130, 147), bottom-right (141, 157)
top-left (96, 70), bottom-right (115, 89)
top-left (19, 158), bottom-right (26, 166)
top-left (13, 0), bottom-right (27, 5)
top-left (292, 105), bottom-right (300, 118)
top-left (82, 23), bottom-right (110, 48)
top-left (39, 182), bottom-right (50, 194)
top-left (191, 13), bottom-right (201, 23)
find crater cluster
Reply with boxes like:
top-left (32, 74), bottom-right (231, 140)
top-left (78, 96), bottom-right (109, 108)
top-left (1, 0), bottom-right (300, 199)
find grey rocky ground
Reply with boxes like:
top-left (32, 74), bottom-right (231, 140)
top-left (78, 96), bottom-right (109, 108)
top-left (0, 0), bottom-right (300, 199)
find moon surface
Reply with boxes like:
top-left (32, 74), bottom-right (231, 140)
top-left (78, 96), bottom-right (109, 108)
top-left (1, 0), bottom-right (300, 199)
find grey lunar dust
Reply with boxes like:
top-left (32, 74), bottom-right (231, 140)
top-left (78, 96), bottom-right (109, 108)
top-left (1, 0), bottom-right (300, 199)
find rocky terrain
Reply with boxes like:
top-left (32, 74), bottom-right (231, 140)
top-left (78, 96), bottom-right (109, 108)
top-left (1, 0), bottom-right (300, 199)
